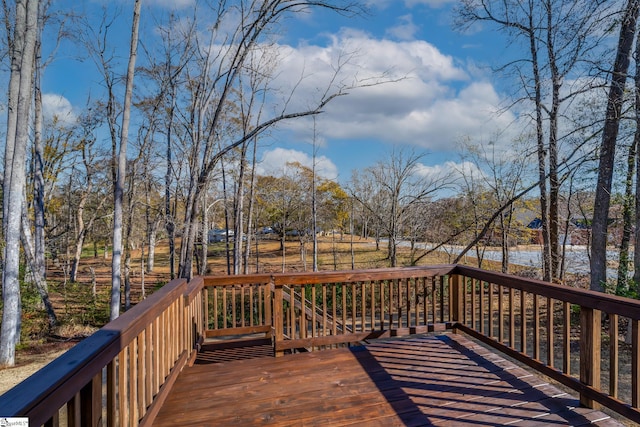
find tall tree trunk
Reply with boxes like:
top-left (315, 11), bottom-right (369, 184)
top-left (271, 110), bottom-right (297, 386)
top-left (500, 210), bottom-right (509, 274)
top-left (70, 188), bottom-right (89, 282)
top-left (233, 144), bottom-right (248, 275)
top-left (147, 215), bottom-right (160, 273)
top-left (591, 0), bottom-right (639, 292)
top-left (20, 200), bottom-right (56, 328)
top-left (632, 26), bottom-right (640, 287)
top-left (546, 0), bottom-right (561, 280)
top-left (222, 162), bottom-right (232, 275)
top-left (528, 8), bottom-right (552, 282)
top-left (199, 195), bottom-right (208, 275)
top-left (111, 0), bottom-right (141, 320)
top-left (1, 0), bottom-right (39, 368)
top-left (123, 171), bottom-right (137, 311)
top-left (243, 139), bottom-right (258, 274)
top-left (33, 5), bottom-right (46, 283)
top-left (618, 138), bottom-right (636, 294)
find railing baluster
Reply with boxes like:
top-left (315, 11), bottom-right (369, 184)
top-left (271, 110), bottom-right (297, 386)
top-left (462, 277), bottom-right (467, 326)
top-left (533, 294), bottom-right (540, 360)
top-left (322, 283), bottom-right (328, 337)
top-left (439, 276), bottom-right (445, 322)
top-left (488, 282), bottom-right (494, 338)
top-left (232, 285), bottom-right (237, 328)
top-left (633, 318), bottom-right (640, 408)
top-left (547, 298), bottom-right (554, 368)
top-left (312, 285), bottom-right (317, 338)
top-left (342, 283), bottom-right (347, 334)
top-left (300, 287), bottom-right (306, 340)
top-left (107, 359), bottom-right (116, 427)
top-left (509, 287), bottom-right (514, 348)
top-left (80, 373), bottom-right (101, 426)
top-left (396, 279), bottom-right (402, 328)
top-left (563, 301), bottom-right (570, 375)
top-left (222, 287), bottom-right (227, 329)
top-left (352, 284), bottom-right (357, 333)
top-left (242, 285), bottom-right (247, 327)
top-left (137, 331), bottom-right (145, 418)
top-left (609, 313), bottom-right (618, 398)
top-left (129, 340), bottom-right (138, 425)
top-left (204, 287), bottom-right (209, 330)
top-left (521, 290), bottom-right (527, 354)
top-left (406, 278), bottom-right (411, 328)
top-left (370, 281), bottom-right (375, 330)
top-left (471, 278), bottom-right (476, 330)
top-left (389, 279), bottom-right (395, 328)
top-left (498, 285), bottom-right (503, 344)
top-left (118, 347), bottom-right (128, 426)
top-left (361, 281), bottom-right (366, 331)
top-left (151, 317), bottom-right (158, 397)
top-left (380, 280), bottom-right (385, 330)
top-left (422, 277), bottom-right (428, 326)
top-left (289, 286), bottom-right (296, 339)
top-left (274, 284), bottom-right (284, 357)
top-left (479, 280), bottom-right (484, 334)
top-left (333, 284), bottom-right (338, 336)
top-left (68, 392), bottom-right (81, 427)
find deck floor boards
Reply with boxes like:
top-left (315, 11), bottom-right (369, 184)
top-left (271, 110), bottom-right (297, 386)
top-left (153, 334), bottom-right (623, 426)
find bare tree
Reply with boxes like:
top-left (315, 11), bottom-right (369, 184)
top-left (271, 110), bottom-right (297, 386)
top-left (458, 138), bottom-right (531, 273)
top-left (176, 0), bottom-right (369, 279)
top-left (457, 0), bottom-right (612, 281)
top-left (591, 0), bottom-right (639, 292)
top-left (1, 0), bottom-right (40, 368)
top-left (110, 0), bottom-right (141, 319)
top-left (353, 147), bottom-right (453, 267)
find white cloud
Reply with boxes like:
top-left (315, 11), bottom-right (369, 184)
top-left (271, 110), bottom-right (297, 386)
top-left (405, 0), bottom-right (457, 8)
top-left (258, 148), bottom-right (338, 181)
top-left (386, 14), bottom-right (419, 41)
top-left (42, 93), bottom-right (76, 126)
top-left (268, 31), bottom-right (514, 155)
top-left (366, 0), bottom-right (456, 9)
top-left (146, 0), bottom-right (195, 10)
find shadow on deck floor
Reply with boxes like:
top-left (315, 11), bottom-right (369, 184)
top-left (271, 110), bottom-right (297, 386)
top-left (155, 333), bottom-right (624, 426)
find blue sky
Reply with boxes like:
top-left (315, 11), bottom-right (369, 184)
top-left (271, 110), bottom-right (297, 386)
top-left (38, 0), bottom-right (522, 188)
top-left (255, 0), bottom-right (518, 184)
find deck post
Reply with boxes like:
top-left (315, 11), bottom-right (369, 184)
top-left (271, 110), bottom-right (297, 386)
top-left (450, 274), bottom-right (463, 333)
top-left (273, 277), bottom-right (284, 357)
top-left (579, 306), bottom-right (601, 408)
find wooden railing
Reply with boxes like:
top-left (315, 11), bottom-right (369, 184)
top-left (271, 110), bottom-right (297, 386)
top-left (202, 275), bottom-right (273, 339)
top-left (0, 277), bottom-right (205, 426)
top-left (270, 266), bottom-right (455, 354)
top-left (451, 265), bottom-right (640, 425)
top-left (4, 264), bottom-right (640, 425)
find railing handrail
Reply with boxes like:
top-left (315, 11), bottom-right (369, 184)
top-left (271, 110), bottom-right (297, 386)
top-left (271, 265), bottom-right (456, 286)
top-left (201, 265), bottom-right (457, 288)
top-left (453, 264), bottom-right (640, 319)
top-left (0, 277), bottom-right (198, 424)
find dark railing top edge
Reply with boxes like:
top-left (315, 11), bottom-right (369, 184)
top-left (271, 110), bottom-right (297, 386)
top-left (0, 277), bottom-right (188, 421)
top-left (202, 265), bottom-right (457, 287)
top-left (453, 264), bottom-right (640, 320)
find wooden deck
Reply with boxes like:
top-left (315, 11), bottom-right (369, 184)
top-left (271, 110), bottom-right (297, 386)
top-left (153, 333), bottom-right (623, 426)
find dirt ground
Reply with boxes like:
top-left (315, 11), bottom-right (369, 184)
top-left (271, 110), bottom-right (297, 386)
top-left (0, 342), bottom-right (76, 394)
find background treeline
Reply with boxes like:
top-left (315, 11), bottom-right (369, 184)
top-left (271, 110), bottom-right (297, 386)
top-left (4, 0), bottom-right (640, 368)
